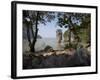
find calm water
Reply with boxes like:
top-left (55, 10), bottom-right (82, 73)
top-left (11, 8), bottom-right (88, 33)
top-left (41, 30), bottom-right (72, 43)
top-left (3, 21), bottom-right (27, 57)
top-left (23, 38), bottom-right (63, 52)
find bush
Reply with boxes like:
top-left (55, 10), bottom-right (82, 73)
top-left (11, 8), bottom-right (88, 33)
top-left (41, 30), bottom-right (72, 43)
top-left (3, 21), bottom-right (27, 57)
top-left (44, 45), bottom-right (53, 52)
top-left (64, 43), bottom-right (77, 49)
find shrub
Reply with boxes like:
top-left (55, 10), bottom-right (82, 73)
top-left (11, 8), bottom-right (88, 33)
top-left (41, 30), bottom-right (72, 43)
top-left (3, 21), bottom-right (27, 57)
top-left (44, 45), bottom-right (53, 52)
top-left (64, 43), bottom-right (77, 49)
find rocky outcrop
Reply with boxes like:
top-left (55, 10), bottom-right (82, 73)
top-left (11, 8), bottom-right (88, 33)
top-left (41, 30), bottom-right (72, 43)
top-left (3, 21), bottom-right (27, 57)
top-left (23, 48), bottom-right (90, 69)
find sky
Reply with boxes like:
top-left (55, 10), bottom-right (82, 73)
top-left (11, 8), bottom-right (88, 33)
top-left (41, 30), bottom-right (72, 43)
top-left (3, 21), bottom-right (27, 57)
top-left (37, 13), bottom-right (82, 38)
top-left (24, 10), bottom-right (83, 39)
top-left (38, 20), bottom-right (67, 38)
top-left (33, 11), bottom-right (82, 39)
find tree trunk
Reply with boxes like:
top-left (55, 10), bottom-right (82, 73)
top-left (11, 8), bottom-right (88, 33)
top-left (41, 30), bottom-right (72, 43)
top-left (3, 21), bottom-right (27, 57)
top-left (68, 16), bottom-right (72, 45)
top-left (30, 25), bottom-right (34, 39)
top-left (30, 11), bottom-right (39, 52)
top-left (26, 24), bottom-right (32, 47)
top-left (68, 27), bottom-right (71, 45)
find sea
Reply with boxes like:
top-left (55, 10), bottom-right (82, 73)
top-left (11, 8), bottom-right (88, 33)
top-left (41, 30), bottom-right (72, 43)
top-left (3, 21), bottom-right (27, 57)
top-left (23, 38), bottom-right (61, 52)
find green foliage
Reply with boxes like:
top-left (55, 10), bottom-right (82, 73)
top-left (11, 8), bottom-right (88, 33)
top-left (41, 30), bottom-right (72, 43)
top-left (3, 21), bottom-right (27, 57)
top-left (78, 29), bottom-right (90, 43)
top-left (63, 30), bottom-right (68, 38)
top-left (64, 43), bottom-right (77, 49)
top-left (44, 45), bottom-right (53, 52)
top-left (63, 30), bottom-right (70, 42)
top-left (23, 10), bottom-right (56, 26)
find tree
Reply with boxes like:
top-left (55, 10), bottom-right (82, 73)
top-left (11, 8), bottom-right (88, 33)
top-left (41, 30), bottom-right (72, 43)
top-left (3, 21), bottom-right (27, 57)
top-left (23, 10), bottom-right (33, 47)
top-left (23, 10), bottom-right (55, 52)
top-left (79, 14), bottom-right (91, 47)
top-left (57, 12), bottom-right (90, 45)
top-left (57, 13), bottom-right (78, 44)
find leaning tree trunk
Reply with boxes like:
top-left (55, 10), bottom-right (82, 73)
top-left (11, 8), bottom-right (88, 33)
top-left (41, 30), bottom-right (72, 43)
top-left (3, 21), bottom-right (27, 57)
top-left (30, 11), bottom-right (39, 52)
